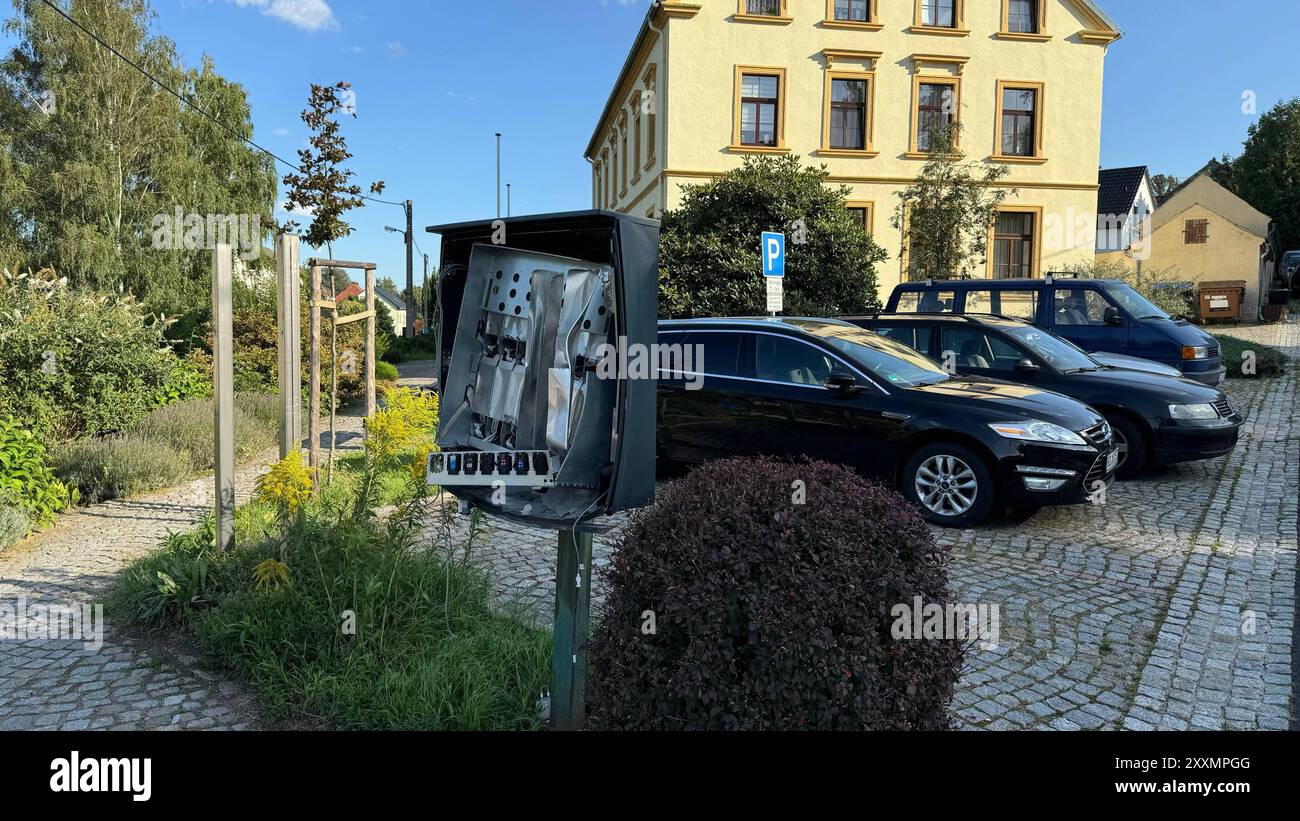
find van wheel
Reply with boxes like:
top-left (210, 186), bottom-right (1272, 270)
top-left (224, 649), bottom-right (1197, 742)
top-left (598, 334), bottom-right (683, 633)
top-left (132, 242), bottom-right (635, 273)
top-left (903, 443), bottom-right (995, 527)
top-left (1106, 415), bottom-right (1148, 478)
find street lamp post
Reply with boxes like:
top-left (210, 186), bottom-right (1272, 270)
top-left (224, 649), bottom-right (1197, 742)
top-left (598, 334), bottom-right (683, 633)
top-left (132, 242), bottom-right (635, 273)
top-left (383, 219), bottom-right (415, 336)
top-left (494, 132), bottom-right (502, 219)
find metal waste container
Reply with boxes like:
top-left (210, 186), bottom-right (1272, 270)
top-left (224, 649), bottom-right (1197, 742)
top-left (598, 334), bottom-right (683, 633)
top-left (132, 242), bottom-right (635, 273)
top-left (1196, 280), bottom-right (1246, 325)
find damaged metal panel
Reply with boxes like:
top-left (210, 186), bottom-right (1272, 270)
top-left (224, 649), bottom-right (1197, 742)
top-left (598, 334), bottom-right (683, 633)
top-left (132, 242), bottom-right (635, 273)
top-left (427, 210), bottom-right (659, 530)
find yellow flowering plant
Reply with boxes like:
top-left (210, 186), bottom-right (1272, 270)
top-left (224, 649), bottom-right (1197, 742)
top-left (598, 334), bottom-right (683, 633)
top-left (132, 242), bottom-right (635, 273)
top-left (358, 387), bottom-right (439, 515)
top-left (255, 450), bottom-right (314, 521)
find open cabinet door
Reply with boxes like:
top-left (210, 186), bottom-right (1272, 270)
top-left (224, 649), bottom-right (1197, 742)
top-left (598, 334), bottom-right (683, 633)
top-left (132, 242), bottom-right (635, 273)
top-left (427, 210), bottom-right (659, 529)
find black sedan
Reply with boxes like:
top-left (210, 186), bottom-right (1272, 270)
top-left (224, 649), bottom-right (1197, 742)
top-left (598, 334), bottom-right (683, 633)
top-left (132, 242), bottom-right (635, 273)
top-left (844, 313), bottom-right (1244, 478)
top-left (656, 318), bottom-right (1120, 527)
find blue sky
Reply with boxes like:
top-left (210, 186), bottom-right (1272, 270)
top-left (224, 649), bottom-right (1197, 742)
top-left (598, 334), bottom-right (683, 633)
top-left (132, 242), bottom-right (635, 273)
top-left (9, 1), bottom-right (1300, 286)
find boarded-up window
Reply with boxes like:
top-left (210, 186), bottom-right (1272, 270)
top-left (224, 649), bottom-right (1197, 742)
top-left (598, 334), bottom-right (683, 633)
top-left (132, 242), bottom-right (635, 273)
top-left (1184, 219), bottom-right (1209, 244)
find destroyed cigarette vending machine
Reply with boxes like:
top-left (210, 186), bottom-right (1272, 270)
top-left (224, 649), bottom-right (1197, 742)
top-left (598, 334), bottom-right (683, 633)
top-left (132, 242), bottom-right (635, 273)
top-left (426, 210), bottom-right (659, 728)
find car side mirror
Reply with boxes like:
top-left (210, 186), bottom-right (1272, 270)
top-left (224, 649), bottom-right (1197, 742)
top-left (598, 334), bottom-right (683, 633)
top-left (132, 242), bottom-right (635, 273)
top-left (1103, 306), bottom-right (1124, 326)
top-left (1014, 357), bottom-right (1040, 374)
top-left (825, 371), bottom-right (863, 395)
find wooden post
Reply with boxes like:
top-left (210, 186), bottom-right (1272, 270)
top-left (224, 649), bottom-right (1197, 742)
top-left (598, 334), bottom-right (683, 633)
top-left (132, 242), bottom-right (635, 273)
top-left (212, 244), bottom-right (236, 552)
top-left (365, 267), bottom-right (376, 421)
top-left (309, 264), bottom-right (322, 486)
top-left (275, 234), bottom-right (302, 458)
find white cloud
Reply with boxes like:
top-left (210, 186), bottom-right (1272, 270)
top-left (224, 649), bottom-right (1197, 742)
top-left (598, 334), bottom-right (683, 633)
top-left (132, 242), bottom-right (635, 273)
top-left (230, 0), bottom-right (337, 33)
top-left (386, 41), bottom-right (405, 58)
top-left (278, 200), bottom-right (315, 218)
top-left (342, 45), bottom-right (364, 54)
top-left (272, 127), bottom-right (290, 137)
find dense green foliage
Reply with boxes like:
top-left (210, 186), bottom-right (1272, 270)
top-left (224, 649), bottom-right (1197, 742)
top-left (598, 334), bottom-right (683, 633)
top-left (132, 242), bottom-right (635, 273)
top-left (658, 154), bottom-right (887, 318)
top-left (0, 0), bottom-right (276, 314)
top-left (0, 272), bottom-right (206, 445)
top-left (0, 415), bottom-right (71, 527)
top-left (1213, 334), bottom-right (1287, 379)
top-left (381, 332), bottom-right (435, 364)
top-left (587, 457), bottom-right (964, 730)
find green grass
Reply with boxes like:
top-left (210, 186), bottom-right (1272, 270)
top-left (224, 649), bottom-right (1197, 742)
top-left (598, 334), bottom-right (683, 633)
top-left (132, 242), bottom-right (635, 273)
top-left (110, 447), bottom-right (549, 730)
top-left (1211, 334), bottom-right (1288, 379)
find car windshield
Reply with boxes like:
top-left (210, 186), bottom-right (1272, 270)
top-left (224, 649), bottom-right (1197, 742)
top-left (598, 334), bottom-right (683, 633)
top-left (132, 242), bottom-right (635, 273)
top-left (785, 321), bottom-right (950, 387)
top-left (1002, 324), bottom-right (1099, 373)
top-left (1103, 283), bottom-right (1170, 320)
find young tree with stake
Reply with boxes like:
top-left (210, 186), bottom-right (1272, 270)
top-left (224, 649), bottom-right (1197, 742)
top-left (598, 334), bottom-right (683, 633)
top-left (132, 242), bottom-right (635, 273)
top-left (280, 81), bottom-right (385, 482)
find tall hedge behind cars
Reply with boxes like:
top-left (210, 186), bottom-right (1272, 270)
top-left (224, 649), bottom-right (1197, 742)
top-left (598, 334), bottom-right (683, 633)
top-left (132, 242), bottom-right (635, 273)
top-left (0, 270), bottom-right (207, 446)
top-left (586, 457), bottom-right (965, 730)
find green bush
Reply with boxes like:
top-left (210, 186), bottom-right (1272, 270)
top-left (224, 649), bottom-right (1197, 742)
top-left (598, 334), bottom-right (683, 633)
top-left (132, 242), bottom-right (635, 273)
top-left (128, 396), bottom-right (278, 472)
top-left (658, 154), bottom-right (887, 318)
top-left (235, 392), bottom-right (283, 433)
top-left (380, 333), bottom-right (436, 364)
top-left (52, 435), bottom-right (193, 503)
top-left (1213, 334), bottom-right (1287, 378)
top-left (0, 272), bottom-right (198, 445)
top-left (375, 360), bottom-right (399, 381)
top-left (0, 500), bottom-right (30, 551)
top-left (1063, 258), bottom-right (1196, 319)
top-left (0, 416), bottom-right (71, 526)
top-left (587, 456), bottom-right (965, 730)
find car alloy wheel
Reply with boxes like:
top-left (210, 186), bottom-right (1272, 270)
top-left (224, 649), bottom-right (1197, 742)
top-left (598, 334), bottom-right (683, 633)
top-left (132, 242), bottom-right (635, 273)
top-left (914, 454), bottom-right (979, 517)
top-left (1104, 415), bottom-right (1148, 479)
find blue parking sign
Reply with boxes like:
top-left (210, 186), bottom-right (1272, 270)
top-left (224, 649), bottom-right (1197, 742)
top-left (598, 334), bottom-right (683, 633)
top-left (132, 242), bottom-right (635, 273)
top-left (761, 231), bottom-right (785, 278)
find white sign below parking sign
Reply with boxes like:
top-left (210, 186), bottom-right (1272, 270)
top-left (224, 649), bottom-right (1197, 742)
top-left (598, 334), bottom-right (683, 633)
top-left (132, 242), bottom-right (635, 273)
top-left (766, 277), bottom-right (783, 314)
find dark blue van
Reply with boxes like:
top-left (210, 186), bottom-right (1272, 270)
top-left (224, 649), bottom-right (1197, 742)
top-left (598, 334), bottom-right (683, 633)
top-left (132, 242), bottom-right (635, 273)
top-left (884, 276), bottom-right (1226, 386)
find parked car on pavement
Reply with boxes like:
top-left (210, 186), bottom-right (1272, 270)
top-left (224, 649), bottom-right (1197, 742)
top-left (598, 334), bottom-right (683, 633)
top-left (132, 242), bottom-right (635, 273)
top-left (656, 317), bottom-right (1119, 527)
top-left (1282, 250), bottom-right (1300, 294)
top-left (844, 313), bottom-right (1245, 478)
top-left (885, 276), bottom-right (1227, 386)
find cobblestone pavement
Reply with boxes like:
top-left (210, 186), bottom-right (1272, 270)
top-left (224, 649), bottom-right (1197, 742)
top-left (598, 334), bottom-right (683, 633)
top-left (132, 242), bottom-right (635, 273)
top-left (0, 401), bottom-right (371, 730)
top-left (447, 321), bottom-right (1299, 731)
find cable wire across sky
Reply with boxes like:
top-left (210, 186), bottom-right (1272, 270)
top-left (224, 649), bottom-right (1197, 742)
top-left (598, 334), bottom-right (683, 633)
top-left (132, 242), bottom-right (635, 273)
top-left (36, 0), bottom-right (409, 211)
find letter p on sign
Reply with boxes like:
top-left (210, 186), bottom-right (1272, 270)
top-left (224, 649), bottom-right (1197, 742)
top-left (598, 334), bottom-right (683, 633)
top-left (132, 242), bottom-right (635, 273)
top-left (762, 231), bottom-right (785, 278)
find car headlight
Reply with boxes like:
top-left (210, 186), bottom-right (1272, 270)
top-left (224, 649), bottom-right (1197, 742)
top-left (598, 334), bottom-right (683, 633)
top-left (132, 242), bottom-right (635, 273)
top-left (1169, 403), bottom-right (1218, 420)
top-left (1181, 345), bottom-right (1209, 360)
top-left (989, 420), bottom-right (1088, 447)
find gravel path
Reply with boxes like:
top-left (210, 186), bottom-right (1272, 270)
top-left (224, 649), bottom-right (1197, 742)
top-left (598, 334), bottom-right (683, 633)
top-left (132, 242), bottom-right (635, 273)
top-left (0, 371), bottom-right (387, 730)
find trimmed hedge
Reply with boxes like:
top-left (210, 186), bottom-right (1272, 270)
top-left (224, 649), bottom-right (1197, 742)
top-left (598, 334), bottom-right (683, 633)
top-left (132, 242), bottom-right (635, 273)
top-left (1212, 334), bottom-right (1287, 379)
top-left (586, 456), bottom-right (964, 730)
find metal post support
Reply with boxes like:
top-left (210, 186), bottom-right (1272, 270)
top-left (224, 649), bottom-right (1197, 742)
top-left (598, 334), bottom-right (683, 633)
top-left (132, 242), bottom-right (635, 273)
top-left (551, 528), bottom-right (593, 730)
top-left (211, 245), bottom-right (236, 552)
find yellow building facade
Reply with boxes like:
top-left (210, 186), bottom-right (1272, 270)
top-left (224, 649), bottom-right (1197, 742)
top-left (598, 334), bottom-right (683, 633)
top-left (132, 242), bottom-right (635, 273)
top-left (585, 0), bottom-right (1122, 303)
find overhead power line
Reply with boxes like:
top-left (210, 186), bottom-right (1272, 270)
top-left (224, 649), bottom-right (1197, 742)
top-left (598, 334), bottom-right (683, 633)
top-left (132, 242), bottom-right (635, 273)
top-left (36, 0), bottom-right (407, 210)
